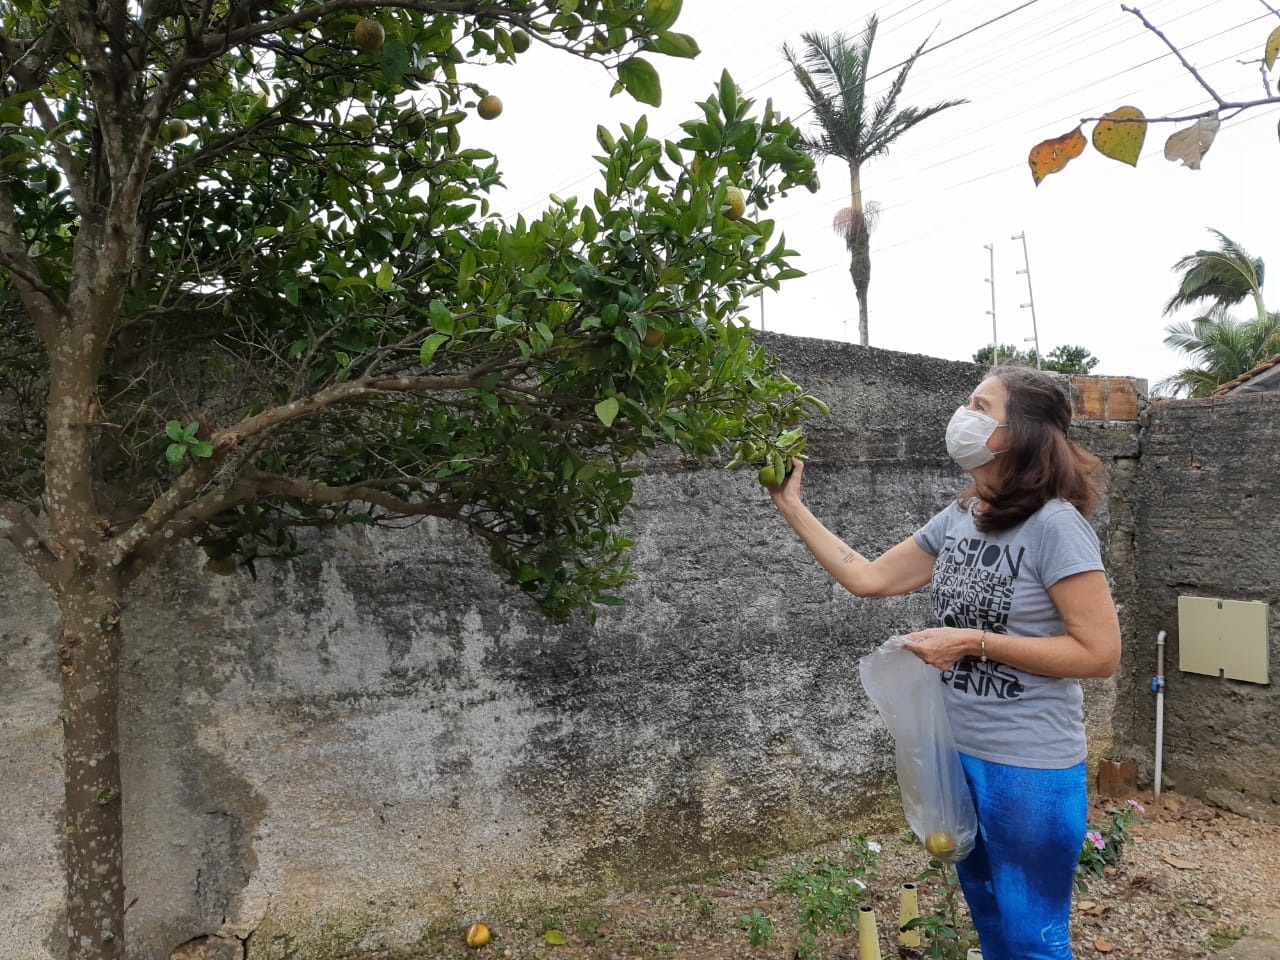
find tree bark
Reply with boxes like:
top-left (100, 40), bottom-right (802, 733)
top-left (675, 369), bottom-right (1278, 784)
top-left (58, 576), bottom-right (127, 960)
top-left (848, 163), bottom-right (870, 347)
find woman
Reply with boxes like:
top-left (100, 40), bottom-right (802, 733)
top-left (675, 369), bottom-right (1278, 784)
top-left (768, 366), bottom-right (1121, 960)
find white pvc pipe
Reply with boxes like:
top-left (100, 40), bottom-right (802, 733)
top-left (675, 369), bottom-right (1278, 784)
top-left (1154, 630), bottom-right (1167, 800)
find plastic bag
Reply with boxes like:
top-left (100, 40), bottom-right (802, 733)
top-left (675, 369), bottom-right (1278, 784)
top-left (858, 635), bottom-right (977, 863)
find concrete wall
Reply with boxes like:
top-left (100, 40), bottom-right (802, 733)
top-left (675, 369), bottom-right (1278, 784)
top-left (0, 334), bottom-right (1214, 960)
top-left (1110, 393), bottom-right (1280, 822)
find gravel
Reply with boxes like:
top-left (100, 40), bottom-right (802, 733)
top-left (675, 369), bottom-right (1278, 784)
top-left (378, 790), bottom-right (1280, 960)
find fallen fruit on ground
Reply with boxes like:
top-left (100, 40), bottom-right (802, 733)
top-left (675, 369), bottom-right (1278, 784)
top-left (353, 19), bottom-right (385, 52)
top-left (465, 922), bottom-right (490, 947)
top-left (477, 94), bottom-right (503, 120)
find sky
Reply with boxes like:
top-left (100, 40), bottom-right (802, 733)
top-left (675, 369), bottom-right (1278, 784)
top-left (460, 0), bottom-right (1279, 391)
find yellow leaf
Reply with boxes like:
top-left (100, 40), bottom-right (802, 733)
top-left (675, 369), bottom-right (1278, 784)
top-left (1265, 25), bottom-right (1280, 70)
top-left (1164, 113), bottom-right (1219, 170)
top-left (544, 929), bottom-right (566, 945)
top-left (1091, 106), bottom-right (1147, 167)
top-left (1028, 126), bottom-right (1087, 186)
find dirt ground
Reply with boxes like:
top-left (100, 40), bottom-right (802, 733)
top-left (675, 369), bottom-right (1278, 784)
top-left (381, 790), bottom-right (1280, 960)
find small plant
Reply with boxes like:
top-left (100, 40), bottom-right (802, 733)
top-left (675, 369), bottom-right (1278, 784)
top-left (575, 911), bottom-right (605, 945)
top-left (685, 892), bottom-right (714, 922)
top-left (163, 419), bottom-right (214, 466)
top-left (908, 857), bottom-right (980, 960)
top-left (1075, 798), bottom-right (1148, 892)
top-left (768, 836), bottom-right (882, 959)
top-left (737, 907), bottom-right (774, 948)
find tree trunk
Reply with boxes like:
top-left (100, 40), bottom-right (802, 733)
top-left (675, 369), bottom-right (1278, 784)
top-left (848, 163), bottom-right (870, 347)
top-left (59, 578), bottom-right (127, 960)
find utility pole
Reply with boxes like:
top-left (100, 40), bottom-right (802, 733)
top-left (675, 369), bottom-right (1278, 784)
top-left (984, 242), bottom-right (998, 367)
top-left (1013, 231), bottom-right (1041, 368)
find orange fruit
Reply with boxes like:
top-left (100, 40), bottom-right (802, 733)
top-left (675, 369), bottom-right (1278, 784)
top-left (353, 19), bottom-right (385, 52)
top-left (723, 185), bottom-right (746, 220)
top-left (925, 831), bottom-right (958, 859)
top-left (477, 95), bottom-right (503, 120)
top-left (464, 922), bottom-right (490, 948)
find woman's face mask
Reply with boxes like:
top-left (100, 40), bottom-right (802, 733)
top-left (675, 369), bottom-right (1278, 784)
top-left (945, 406), bottom-right (1006, 471)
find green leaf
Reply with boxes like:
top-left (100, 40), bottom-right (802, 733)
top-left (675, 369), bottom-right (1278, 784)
top-left (191, 441), bottom-right (214, 459)
top-left (643, 0), bottom-right (682, 31)
top-left (617, 57), bottom-right (662, 107)
top-left (718, 71), bottom-right (739, 122)
top-left (381, 39), bottom-right (410, 87)
top-left (594, 396), bottom-right (620, 427)
top-left (164, 420), bottom-right (185, 442)
top-left (544, 930), bottom-right (567, 945)
top-left (647, 31), bottom-right (699, 59)
top-left (428, 300), bottom-right (454, 335)
top-left (165, 444), bottom-right (186, 466)
top-left (419, 332), bottom-right (450, 367)
top-left (375, 263), bottom-right (394, 291)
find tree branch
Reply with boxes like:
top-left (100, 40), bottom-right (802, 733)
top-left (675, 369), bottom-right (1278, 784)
top-left (1080, 97), bottom-right (1279, 125)
top-left (252, 472), bottom-right (457, 522)
top-left (61, 1), bottom-right (121, 122)
top-left (0, 188), bottom-right (65, 349)
top-left (0, 501), bottom-right (60, 588)
top-left (1122, 5), bottom-right (1225, 107)
top-left (106, 368), bottom-right (494, 568)
top-left (210, 372), bottom-right (492, 453)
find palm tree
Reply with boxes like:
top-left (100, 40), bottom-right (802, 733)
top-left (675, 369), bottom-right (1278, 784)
top-left (1157, 230), bottom-right (1278, 397)
top-left (1164, 229), bottom-right (1267, 324)
top-left (1157, 308), bottom-right (1280, 397)
top-left (784, 18), bottom-right (965, 346)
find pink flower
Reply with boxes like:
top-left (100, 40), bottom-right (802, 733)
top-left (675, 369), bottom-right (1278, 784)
top-left (1087, 831), bottom-right (1105, 850)
top-left (1127, 799), bottom-right (1146, 813)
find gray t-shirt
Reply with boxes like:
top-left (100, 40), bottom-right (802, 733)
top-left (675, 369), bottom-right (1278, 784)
top-left (912, 498), bottom-right (1105, 769)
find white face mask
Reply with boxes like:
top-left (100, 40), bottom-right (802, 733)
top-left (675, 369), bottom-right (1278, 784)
top-left (945, 406), bottom-right (1006, 471)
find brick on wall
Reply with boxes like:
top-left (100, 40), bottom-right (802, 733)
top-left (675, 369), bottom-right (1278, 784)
top-left (1071, 376), bottom-right (1142, 422)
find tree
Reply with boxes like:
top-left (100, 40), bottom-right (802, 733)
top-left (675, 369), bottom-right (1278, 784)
top-left (1156, 231), bottom-right (1278, 397)
top-left (1029, 8), bottom-right (1280, 183)
top-left (1041, 344), bottom-right (1100, 375)
top-left (971, 343), bottom-right (1099, 374)
top-left (1158, 309), bottom-right (1280, 398)
top-left (1164, 229), bottom-right (1267, 324)
top-left (0, 3), bottom-right (821, 958)
top-left (783, 18), bottom-right (965, 347)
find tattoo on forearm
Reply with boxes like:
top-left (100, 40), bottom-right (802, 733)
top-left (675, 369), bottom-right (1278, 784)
top-left (840, 551), bottom-right (858, 565)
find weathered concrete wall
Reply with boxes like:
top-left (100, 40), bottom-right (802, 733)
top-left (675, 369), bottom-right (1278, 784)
top-left (0, 336), bottom-right (1145, 960)
top-left (1110, 393), bottom-right (1280, 824)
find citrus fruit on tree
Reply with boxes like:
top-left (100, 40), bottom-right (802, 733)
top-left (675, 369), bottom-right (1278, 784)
top-left (642, 327), bottom-right (665, 348)
top-left (353, 19), bottom-right (385, 52)
top-left (757, 463), bottom-right (785, 489)
top-left (722, 184), bottom-right (746, 221)
top-left (477, 95), bottom-right (503, 120)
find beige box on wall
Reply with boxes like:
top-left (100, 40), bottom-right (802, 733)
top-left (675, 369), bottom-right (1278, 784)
top-left (1177, 596), bottom-right (1270, 684)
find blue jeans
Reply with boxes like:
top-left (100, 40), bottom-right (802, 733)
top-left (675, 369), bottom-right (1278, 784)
top-left (955, 753), bottom-right (1087, 960)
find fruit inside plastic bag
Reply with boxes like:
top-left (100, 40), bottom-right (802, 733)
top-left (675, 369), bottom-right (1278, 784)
top-left (858, 635), bottom-right (978, 863)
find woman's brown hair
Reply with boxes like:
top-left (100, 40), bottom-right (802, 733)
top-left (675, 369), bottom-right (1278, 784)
top-left (962, 366), bottom-right (1105, 533)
